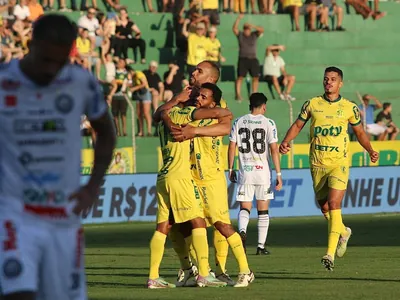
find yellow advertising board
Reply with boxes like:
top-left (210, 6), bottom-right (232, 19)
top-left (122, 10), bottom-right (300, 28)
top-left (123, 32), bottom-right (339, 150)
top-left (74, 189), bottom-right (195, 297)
top-left (81, 147), bottom-right (134, 174)
top-left (157, 141), bottom-right (399, 170)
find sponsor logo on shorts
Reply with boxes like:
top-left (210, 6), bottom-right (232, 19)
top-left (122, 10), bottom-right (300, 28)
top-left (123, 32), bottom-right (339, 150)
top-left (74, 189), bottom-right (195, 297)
top-left (19, 152), bottom-right (64, 166)
top-left (238, 191), bottom-right (245, 196)
top-left (55, 94), bottom-right (74, 114)
top-left (3, 258), bottom-right (23, 279)
top-left (14, 119), bottom-right (66, 134)
top-left (23, 189), bottom-right (65, 204)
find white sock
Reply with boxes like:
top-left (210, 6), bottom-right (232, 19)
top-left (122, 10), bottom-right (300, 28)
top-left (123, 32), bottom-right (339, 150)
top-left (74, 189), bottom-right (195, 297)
top-left (257, 211), bottom-right (270, 249)
top-left (238, 208), bottom-right (250, 233)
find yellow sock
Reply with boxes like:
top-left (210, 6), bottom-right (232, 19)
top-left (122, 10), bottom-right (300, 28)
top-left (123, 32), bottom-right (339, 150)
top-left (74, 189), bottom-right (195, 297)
top-left (184, 235), bottom-right (198, 265)
top-left (191, 228), bottom-right (210, 277)
top-left (327, 209), bottom-right (343, 258)
top-left (149, 231), bottom-right (167, 279)
top-left (169, 226), bottom-right (192, 270)
top-left (227, 233), bottom-right (250, 274)
top-left (324, 211), bottom-right (348, 236)
top-left (213, 229), bottom-right (229, 276)
top-left (323, 212), bottom-right (330, 220)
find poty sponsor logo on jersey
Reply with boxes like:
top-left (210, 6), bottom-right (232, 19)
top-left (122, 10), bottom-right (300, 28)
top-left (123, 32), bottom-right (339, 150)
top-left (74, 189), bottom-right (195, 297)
top-left (313, 126), bottom-right (342, 137)
top-left (22, 172), bottom-right (61, 186)
top-left (17, 138), bottom-right (64, 146)
top-left (23, 189), bottom-right (65, 204)
top-left (14, 119), bottom-right (66, 133)
top-left (18, 152), bottom-right (64, 166)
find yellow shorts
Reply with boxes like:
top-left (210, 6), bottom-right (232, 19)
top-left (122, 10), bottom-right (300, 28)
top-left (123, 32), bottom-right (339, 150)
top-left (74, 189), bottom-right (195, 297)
top-left (156, 178), bottom-right (204, 224)
top-left (311, 165), bottom-right (349, 201)
top-left (197, 178), bottom-right (231, 227)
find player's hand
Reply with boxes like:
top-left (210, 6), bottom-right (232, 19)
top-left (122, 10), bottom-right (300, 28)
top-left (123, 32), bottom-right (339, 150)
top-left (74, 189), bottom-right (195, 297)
top-left (229, 170), bottom-right (237, 183)
top-left (69, 185), bottom-right (99, 216)
top-left (279, 141), bottom-right (291, 154)
top-left (175, 87), bottom-right (193, 103)
top-left (275, 175), bottom-right (283, 191)
top-left (369, 150), bottom-right (379, 163)
top-left (171, 124), bottom-right (196, 142)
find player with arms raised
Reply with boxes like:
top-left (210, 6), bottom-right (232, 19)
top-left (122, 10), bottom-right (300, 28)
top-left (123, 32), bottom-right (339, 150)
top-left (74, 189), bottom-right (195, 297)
top-left (0, 15), bottom-right (116, 300)
top-left (228, 93), bottom-right (283, 255)
top-left (279, 67), bottom-right (379, 270)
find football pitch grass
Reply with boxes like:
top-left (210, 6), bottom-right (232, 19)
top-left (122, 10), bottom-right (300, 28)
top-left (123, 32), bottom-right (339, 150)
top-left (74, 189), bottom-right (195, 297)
top-left (85, 213), bottom-right (400, 300)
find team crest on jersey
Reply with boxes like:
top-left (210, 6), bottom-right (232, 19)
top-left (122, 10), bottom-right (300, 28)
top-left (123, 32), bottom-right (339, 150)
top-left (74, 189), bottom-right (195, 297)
top-left (301, 101), bottom-right (310, 114)
top-left (55, 94), bottom-right (74, 114)
top-left (336, 109), bottom-right (344, 118)
top-left (353, 106), bottom-right (361, 121)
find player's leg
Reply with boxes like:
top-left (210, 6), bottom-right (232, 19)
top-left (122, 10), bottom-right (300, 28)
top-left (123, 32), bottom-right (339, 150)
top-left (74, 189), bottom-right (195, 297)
top-left (0, 215), bottom-right (44, 300)
top-left (142, 99), bottom-right (153, 136)
top-left (237, 184), bottom-right (254, 251)
top-left (235, 58), bottom-right (247, 101)
top-left (120, 96), bottom-right (128, 136)
top-left (255, 185), bottom-right (274, 255)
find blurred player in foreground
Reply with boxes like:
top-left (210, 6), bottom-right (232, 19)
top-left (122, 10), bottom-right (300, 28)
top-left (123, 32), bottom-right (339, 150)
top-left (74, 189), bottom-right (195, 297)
top-left (0, 14), bottom-right (116, 300)
top-left (149, 84), bottom-right (232, 288)
top-left (228, 93), bottom-right (283, 255)
top-left (279, 66), bottom-right (378, 270)
top-left (169, 82), bottom-right (255, 287)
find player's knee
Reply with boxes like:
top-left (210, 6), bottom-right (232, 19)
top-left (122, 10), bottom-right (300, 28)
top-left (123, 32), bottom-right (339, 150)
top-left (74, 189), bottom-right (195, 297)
top-left (214, 222), bottom-right (234, 238)
top-left (190, 217), bottom-right (206, 229)
top-left (156, 222), bottom-right (170, 234)
top-left (3, 291), bottom-right (36, 300)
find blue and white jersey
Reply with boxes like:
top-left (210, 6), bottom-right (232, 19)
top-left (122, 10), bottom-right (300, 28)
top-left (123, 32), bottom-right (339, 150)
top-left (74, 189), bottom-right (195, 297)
top-left (0, 59), bottom-right (107, 224)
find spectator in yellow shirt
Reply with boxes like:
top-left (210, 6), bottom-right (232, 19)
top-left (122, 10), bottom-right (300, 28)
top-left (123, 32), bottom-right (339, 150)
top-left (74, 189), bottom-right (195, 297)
top-left (206, 26), bottom-right (225, 68)
top-left (76, 28), bottom-right (101, 79)
top-left (182, 21), bottom-right (208, 77)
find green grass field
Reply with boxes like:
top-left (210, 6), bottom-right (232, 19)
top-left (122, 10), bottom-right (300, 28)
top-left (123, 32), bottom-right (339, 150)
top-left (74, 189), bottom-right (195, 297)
top-left (85, 214), bottom-right (400, 300)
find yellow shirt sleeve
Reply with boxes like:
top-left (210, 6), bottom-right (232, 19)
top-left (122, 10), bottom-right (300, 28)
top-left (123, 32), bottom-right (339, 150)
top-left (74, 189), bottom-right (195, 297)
top-left (298, 100), bottom-right (312, 122)
top-left (170, 106), bottom-right (197, 125)
top-left (349, 103), bottom-right (362, 126)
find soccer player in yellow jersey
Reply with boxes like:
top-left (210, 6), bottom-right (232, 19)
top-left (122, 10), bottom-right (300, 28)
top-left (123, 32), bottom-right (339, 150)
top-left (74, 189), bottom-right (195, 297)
top-left (149, 87), bottom-right (231, 289)
top-left (279, 67), bottom-right (379, 271)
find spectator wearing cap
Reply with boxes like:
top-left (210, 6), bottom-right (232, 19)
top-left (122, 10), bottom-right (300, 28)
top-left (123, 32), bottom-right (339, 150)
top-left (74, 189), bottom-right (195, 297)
top-left (27, 0), bottom-right (43, 21)
top-left (78, 7), bottom-right (102, 51)
top-left (163, 61), bottom-right (188, 102)
top-left (202, 0), bottom-right (220, 26)
top-left (358, 94), bottom-right (384, 139)
top-left (182, 21), bottom-right (208, 77)
top-left (206, 26), bottom-right (225, 68)
top-left (263, 44), bottom-right (296, 101)
top-left (143, 61), bottom-right (164, 111)
top-left (375, 103), bottom-right (399, 141)
top-left (127, 66), bottom-right (153, 137)
top-left (232, 14), bottom-right (263, 101)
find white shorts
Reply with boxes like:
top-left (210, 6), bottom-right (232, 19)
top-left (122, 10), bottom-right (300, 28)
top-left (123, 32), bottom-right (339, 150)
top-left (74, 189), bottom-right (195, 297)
top-left (366, 123), bottom-right (386, 136)
top-left (0, 211), bottom-right (87, 300)
top-left (236, 184), bottom-right (274, 202)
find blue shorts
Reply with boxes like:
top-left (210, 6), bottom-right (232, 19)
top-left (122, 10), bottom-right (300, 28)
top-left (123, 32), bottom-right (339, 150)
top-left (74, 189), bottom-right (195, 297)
top-left (133, 89), bottom-right (151, 103)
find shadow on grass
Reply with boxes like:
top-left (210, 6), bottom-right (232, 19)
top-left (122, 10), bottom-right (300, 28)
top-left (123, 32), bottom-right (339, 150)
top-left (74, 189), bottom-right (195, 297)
top-left (85, 214), bottom-right (400, 249)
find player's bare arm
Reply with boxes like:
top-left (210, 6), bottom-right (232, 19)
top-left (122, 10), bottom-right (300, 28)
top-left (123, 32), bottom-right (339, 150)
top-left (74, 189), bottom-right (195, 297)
top-left (352, 124), bottom-right (379, 163)
top-left (160, 109), bottom-right (180, 132)
top-left (153, 87), bottom-right (192, 122)
top-left (70, 111), bottom-right (116, 215)
top-left (228, 141), bottom-right (237, 183)
top-left (279, 119), bottom-right (307, 154)
top-left (269, 143), bottom-right (283, 191)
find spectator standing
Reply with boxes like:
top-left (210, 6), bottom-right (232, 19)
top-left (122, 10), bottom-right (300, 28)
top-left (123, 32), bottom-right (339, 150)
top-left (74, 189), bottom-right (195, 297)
top-left (163, 60), bottom-right (188, 102)
top-left (127, 66), bottom-right (153, 137)
top-left (206, 26), bottom-right (225, 68)
top-left (183, 21), bottom-right (208, 77)
top-left (358, 94), bottom-right (384, 139)
top-left (233, 14), bottom-right (263, 101)
top-left (202, 0), bottom-right (220, 26)
top-left (102, 52), bottom-right (116, 83)
top-left (263, 44), bottom-right (296, 101)
top-left (375, 103), bottom-right (399, 141)
top-left (143, 60), bottom-right (164, 111)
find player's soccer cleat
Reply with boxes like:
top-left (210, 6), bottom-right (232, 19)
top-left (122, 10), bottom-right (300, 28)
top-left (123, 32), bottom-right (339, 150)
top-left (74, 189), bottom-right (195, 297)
top-left (216, 273), bottom-right (236, 286)
top-left (256, 247), bottom-right (270, 255)
top-left (321, 255), bottom-right (334, 271)
top-left (234, 271), bottom-right (255, 288)
top-left (176, 265), bottom-right (198, 287)
top-left (336, 227), bottom-right (352, 258)
top-left (147, 278), bottom-right (176, 289)
top-left (196, 274), bottom-right (227, 288)
top-left (239, 231), bottom-right (247, 253)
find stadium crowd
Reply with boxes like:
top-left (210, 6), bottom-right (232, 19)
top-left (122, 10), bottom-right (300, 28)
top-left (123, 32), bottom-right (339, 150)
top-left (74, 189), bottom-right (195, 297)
top-left (0, 0), bottom-right (393, 141)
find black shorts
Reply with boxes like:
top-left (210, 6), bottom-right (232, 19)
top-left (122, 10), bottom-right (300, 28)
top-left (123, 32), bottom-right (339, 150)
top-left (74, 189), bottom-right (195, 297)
top-left (81, 128), bottom-right (91, 136)
top-left (237, 57), bottom-right (260, 78)
top-left (265, 75), bottom-right (285, 85)
top-left (111, 95), bottom-right (128, 117)
top-left (203, 9), bottom-right (220, 25)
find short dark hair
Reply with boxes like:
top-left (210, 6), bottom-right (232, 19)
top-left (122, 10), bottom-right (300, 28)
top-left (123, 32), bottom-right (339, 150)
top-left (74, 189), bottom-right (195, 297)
top-left (32, 14), bottom-right (77, 46)
top-left (383, 102), bottom-right (391, 110)
top-left (202, 60), bottom-right (220, 82)
top-left (201, 82), bottom-right (222, 106)
top-left (325, 66), bottom-right (343, 80)
top-left (249, 93), bottom-right (267, 110)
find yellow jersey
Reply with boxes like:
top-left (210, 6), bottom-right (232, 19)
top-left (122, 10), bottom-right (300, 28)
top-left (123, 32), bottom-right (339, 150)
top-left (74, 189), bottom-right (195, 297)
top-left (76, 37), bottom-right (91, 54)
top-left (202, 0), bottom-right (218, 9)
top-left (157, 106), bottom-right (195, 180)
top-left (133, 71), bottom-right (149, 89)
top-left (298, 95), bottom-right (361, 167)
top-left (206, 38), bottom-right (221, 62)
top-left (187, 33), bottom-right (208, 66)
